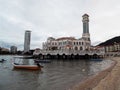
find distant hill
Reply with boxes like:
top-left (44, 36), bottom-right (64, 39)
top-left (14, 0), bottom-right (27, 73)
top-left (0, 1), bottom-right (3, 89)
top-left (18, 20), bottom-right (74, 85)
top-left (98, 36), bottom-right (120, 46)
top-left (92, 41), bottom-right (102, 46)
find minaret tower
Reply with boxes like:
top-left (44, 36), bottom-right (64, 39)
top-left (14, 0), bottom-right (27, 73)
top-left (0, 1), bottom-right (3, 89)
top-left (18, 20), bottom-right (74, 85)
top-left (82, 14), bottom-right (91, 44)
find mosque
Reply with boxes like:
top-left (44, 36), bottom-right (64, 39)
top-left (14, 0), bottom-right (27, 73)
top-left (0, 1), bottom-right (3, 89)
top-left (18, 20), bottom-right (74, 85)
top-left (42, 14), bottom-right (91, 51)
top-left (33, 14), bottom-right (104, 59)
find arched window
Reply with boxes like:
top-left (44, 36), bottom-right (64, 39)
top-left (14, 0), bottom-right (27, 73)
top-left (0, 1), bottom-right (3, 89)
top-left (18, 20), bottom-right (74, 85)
top-left (74, 42), bottom-right (75, 45)
top-left (76, 42), bottom-right (78, 45)
top-left (79, 42), bottom-right (81, 45)
top-left (80, 47), bottom-right (83, 50)
top-left (75, 47), bottom-right (78, 50)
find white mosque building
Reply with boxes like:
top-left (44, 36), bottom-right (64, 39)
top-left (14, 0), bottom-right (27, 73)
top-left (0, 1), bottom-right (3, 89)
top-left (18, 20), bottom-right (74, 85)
top-left (33, 14), bottom-right (104, 59)
top-left (42, 14), bottom-right (91, 51)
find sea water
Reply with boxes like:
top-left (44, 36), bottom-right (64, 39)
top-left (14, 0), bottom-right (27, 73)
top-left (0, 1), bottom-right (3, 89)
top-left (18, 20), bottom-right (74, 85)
top-left (0, 55), bottom-right (113, 90)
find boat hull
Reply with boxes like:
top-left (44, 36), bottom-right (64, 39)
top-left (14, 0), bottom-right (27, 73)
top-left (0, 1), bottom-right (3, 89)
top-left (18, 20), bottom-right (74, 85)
top-left (13, 64), bottom-right (41, 70)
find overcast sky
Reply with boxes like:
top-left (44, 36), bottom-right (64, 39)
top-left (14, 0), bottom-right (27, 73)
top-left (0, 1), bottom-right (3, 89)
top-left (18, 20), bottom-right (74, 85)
top-left (0, 0), bottom-right (120, 49)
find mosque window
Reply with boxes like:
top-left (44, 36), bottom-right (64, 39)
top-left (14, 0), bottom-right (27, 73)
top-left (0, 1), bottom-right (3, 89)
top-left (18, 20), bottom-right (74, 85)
top-left (75, 47), bottom-right (78, 50)
top-left (80, 47), bottom-right (83, 50)
top-left (74, 42), bottom-right (75, 45)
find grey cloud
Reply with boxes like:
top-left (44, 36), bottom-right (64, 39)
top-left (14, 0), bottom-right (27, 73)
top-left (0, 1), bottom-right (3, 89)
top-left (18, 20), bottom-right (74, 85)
top-left (0, 0), bottom-right (120, 49)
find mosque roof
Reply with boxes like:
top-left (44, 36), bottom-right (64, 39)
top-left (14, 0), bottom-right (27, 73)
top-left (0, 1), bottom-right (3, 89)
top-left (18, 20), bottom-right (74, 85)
top-left (56, 37), bottom-right (76, 41)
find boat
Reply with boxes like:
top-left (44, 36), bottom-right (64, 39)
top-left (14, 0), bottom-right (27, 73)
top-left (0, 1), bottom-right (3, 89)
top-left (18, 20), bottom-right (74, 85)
top-left (13, 63), bottom-right (43, 70)
top-left (0, 59), bottom-right (6, 63)
top-left (12, 56), bottom-right (43, 70)
top-left (34, 59), bottom-right (51, 63)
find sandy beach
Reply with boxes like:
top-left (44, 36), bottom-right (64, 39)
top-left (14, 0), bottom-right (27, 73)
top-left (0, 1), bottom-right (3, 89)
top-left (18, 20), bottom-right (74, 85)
top-left (71, 57), bottom-right (120, 90)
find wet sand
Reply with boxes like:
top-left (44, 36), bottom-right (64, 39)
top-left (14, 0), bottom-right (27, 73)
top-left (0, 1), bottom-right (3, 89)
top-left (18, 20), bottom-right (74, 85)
top-left (70, 57), bottom-right (120, 90)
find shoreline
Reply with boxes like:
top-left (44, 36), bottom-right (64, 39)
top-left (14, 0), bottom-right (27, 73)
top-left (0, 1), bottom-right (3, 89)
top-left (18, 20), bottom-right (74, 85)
top-left (70, 57), bottom-right (117, 90)
top-left (93, 57), bottom-right (120, 90)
